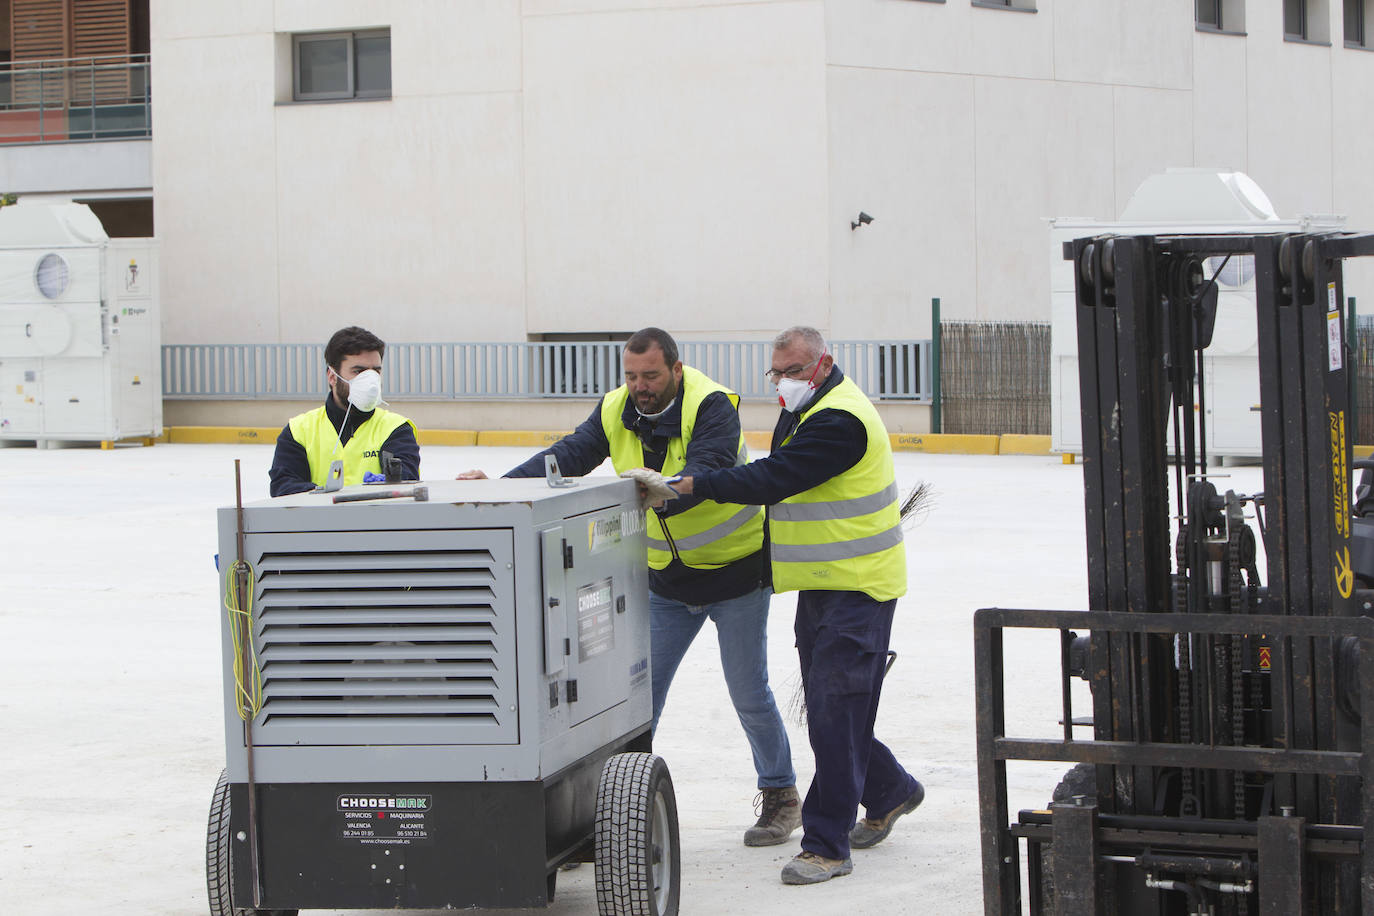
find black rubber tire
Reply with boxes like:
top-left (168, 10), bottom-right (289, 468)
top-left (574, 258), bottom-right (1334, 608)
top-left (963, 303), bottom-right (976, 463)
top-left (205, 769), bottom-right (297, 916)
top-left (594, 753), bottom-right (680, 916)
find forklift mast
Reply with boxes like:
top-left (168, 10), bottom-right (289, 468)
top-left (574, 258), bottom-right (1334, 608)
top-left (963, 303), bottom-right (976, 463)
top-left (975, 231), bottom-right (1374, 914)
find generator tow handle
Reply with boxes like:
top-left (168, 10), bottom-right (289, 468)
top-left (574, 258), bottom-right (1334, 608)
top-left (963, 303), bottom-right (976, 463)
top-left (232, 459), bottom-right (265, 909)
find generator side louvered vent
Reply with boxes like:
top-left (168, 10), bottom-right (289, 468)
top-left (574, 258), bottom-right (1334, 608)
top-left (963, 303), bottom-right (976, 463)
top-left (245, 528), bottom-right (518, 746)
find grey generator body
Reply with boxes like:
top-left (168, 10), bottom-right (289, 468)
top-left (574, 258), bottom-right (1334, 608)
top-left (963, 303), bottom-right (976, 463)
top-left (210, 476), bottom-right (668, 912)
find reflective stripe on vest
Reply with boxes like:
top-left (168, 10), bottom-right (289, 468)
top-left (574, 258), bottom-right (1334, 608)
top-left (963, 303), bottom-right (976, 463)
top-left (646, 502), bottom-right (757, 553)
top-left (603, 365), bottom-right (763, 570)
top-left (769, 480), bottom-right (899, 523)
top-left (769, 375), bottom-right (906, 601)
top-left (770, 523), bottom-right (904, 563)
top-left (288, 405), bottom-right (413, 489)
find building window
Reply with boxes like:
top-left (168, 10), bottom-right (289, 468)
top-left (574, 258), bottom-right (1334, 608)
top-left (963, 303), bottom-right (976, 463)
top-left (1285, 0), bottom-right (1331, 42)
top-left (1197, 0), bottom-right (1246, 32)
top-left (1285, 0), bottom-right (1308, 37)
top-left (292, 29), bottom-right (390, 101)
top-left (1348, 0), bottom-right (1371, 46)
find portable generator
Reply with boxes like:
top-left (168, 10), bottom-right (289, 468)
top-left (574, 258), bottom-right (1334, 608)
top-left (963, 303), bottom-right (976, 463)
top-left (206, 473), bottom-right (680, 915)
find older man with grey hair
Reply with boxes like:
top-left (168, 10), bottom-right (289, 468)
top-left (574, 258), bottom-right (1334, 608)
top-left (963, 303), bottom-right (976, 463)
top-left (668, 325), bottom-right (923, 885)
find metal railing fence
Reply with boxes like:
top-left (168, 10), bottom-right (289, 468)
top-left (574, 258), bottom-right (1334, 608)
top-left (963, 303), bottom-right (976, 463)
top-left (161, 339), bottom-right (932, 402)
top-left (0, 54), bottom-right (151, 144)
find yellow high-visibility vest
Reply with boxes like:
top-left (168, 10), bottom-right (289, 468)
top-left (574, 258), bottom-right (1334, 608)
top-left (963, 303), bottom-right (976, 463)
top-left (769, 376), bottom-right (906, 601)
top-left (603, 365), bottom-right (763, 570)
top-left (288, 405), bottom-right (414, 489)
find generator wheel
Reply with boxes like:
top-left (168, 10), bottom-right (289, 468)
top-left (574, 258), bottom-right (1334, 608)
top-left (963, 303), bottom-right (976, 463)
top-left (206, 769), bottom-right (298, 916)
top-left (594, 752), bottom-right (680, 916)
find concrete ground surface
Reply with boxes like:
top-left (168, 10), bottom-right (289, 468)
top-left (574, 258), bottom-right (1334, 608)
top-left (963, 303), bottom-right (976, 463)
top-left (0, 442), bottom-right (1270, 915)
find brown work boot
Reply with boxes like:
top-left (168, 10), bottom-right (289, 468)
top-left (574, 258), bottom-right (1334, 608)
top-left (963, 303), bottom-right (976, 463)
top-left (849, 780), bottom-right (925, 849)
top-left (780, 851), bottom-right (854, 885)
top-left (744, 786), bottom-right (801, 847)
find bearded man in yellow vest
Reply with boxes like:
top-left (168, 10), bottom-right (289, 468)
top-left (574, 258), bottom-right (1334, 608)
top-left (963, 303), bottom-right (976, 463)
top-left (668, 325), bottom-right (923, 886)
top-left (458, 327), bottom-right (800, 847)
top-left (269, 326), bottom-right (420, 496)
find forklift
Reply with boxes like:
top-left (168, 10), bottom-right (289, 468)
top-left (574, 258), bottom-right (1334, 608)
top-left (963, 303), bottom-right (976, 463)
top-left (975, 229), bottom-right (1374, 913)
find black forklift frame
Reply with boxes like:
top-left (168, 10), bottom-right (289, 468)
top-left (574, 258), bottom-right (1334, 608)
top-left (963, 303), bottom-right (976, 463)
top-left (974, 231), bottom-right (1374, 914)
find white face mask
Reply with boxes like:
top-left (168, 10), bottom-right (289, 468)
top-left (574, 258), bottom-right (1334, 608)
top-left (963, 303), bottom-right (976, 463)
top-left (776, 376), bottom-right (816, 413)
top-left (346, 369), bottom-right (384, 412)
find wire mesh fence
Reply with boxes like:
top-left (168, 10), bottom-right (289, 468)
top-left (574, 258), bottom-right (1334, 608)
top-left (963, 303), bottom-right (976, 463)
top-left (938, 321), bottom-right (1051, 435)
top-left (939, 316), bottom-right (1371, 441)
top-left (1358, 317), bottom-right (1374, 446)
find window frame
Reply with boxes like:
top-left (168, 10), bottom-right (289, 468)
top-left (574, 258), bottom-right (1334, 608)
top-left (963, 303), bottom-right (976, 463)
top-left (1196, 0), bottom-right (1247, 34)
top-left (1285, 0), bottom-right (1309, 38)
top-left (1347, 0), bottom-right (1371, 47)
top-left (1285, 0), bottom-right (1332, 43)
top-left (292, 28), bottom-right (391, 103)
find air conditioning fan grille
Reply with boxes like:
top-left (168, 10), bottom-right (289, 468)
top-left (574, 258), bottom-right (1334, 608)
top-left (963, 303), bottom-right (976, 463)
top-left (243, 529), bottom-right (519, 746)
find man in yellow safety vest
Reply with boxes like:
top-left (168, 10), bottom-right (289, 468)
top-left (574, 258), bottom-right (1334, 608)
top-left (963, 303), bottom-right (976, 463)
top-left (269, 326), bottom-right (419, 496)
top-left (459, 327), bottom-right (800, 847)
top-left (668, 325), bottom-right (923, 886)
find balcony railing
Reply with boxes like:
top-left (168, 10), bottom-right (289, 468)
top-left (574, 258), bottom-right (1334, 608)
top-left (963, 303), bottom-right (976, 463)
top-left (0, 53), bottom-right (150, 145)
top-left (161, 340), bottom-right (933, 403)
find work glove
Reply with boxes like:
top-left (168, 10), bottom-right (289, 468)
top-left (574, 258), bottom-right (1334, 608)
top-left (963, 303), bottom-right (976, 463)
top-left (619, 467), bottom-right (680, 509)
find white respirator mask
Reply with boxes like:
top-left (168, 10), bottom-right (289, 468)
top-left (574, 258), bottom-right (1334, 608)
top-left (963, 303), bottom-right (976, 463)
top-left (776, 377), bottom-right (817, 413)
top-left (346, 369), bottom-right (384, 413)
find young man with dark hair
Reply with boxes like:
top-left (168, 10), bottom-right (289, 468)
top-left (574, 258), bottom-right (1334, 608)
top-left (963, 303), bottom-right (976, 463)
top-left (269, 326), bottom-right (420, 496)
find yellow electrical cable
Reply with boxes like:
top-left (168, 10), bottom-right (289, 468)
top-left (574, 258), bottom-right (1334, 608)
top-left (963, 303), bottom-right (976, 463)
top-left (224, 561), bottom-right (263, 720)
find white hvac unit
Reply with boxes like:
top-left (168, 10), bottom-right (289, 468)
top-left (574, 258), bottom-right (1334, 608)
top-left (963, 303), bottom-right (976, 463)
top-left (0, 201), bottom-right (159, 446)
top-left (1050, 169), bottom-right (1344, 459)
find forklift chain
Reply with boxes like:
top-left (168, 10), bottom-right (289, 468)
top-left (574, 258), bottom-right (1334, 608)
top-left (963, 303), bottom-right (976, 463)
top-left (1228, 527), bottom-right (1246, 817)
top-left (1175, 524), bottom-right (1197, 816)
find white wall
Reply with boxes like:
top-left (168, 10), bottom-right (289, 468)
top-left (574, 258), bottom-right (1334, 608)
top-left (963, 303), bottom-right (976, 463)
top-left (150, 0), bottom-right (1374, 349)
top-left (152, 23), bottom-right (280, 344)
top-left (825, 66), bottom-right (976, 336)
top-left (826, 0), bottom-right (1196, 324)
top-left (523, 1), bottom-right (828, 337)
top-left (152, 1), bottom-right (527, 346)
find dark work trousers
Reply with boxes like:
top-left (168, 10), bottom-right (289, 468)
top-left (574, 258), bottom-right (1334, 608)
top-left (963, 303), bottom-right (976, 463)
top-left (795, 588), bottom-right (918, 861)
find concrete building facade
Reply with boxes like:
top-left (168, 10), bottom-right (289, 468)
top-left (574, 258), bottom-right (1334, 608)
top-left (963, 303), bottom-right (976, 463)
top-left (149, 1), bottom-right (1374, 340)
top-left (145, 1), bottom-right (1374, 430)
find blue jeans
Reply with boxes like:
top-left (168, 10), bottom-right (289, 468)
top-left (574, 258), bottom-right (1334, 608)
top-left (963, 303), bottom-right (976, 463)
top-left (650, 585), bottom-right (796, 788)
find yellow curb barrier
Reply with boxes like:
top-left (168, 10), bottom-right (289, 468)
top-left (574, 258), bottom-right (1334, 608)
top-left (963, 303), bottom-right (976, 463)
top-left (743, 430), bottom-right (772, 452)
top-left (890, 433), bottom-right (1001, 455)
top-left (418, 429), bottom-right (479, 447)
top-left (999, 434), bottom-right (1053, 456)
top-left (165, 426), bottom-right (280, 444)
top-left (99, 436), bottom-right (157, 449)
top-left (477, 430), bottom-right (573, 448)
top-left (163, 427), bottom-right (1374, 460)
top-left (165, 427), bottom-right (482, 446)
